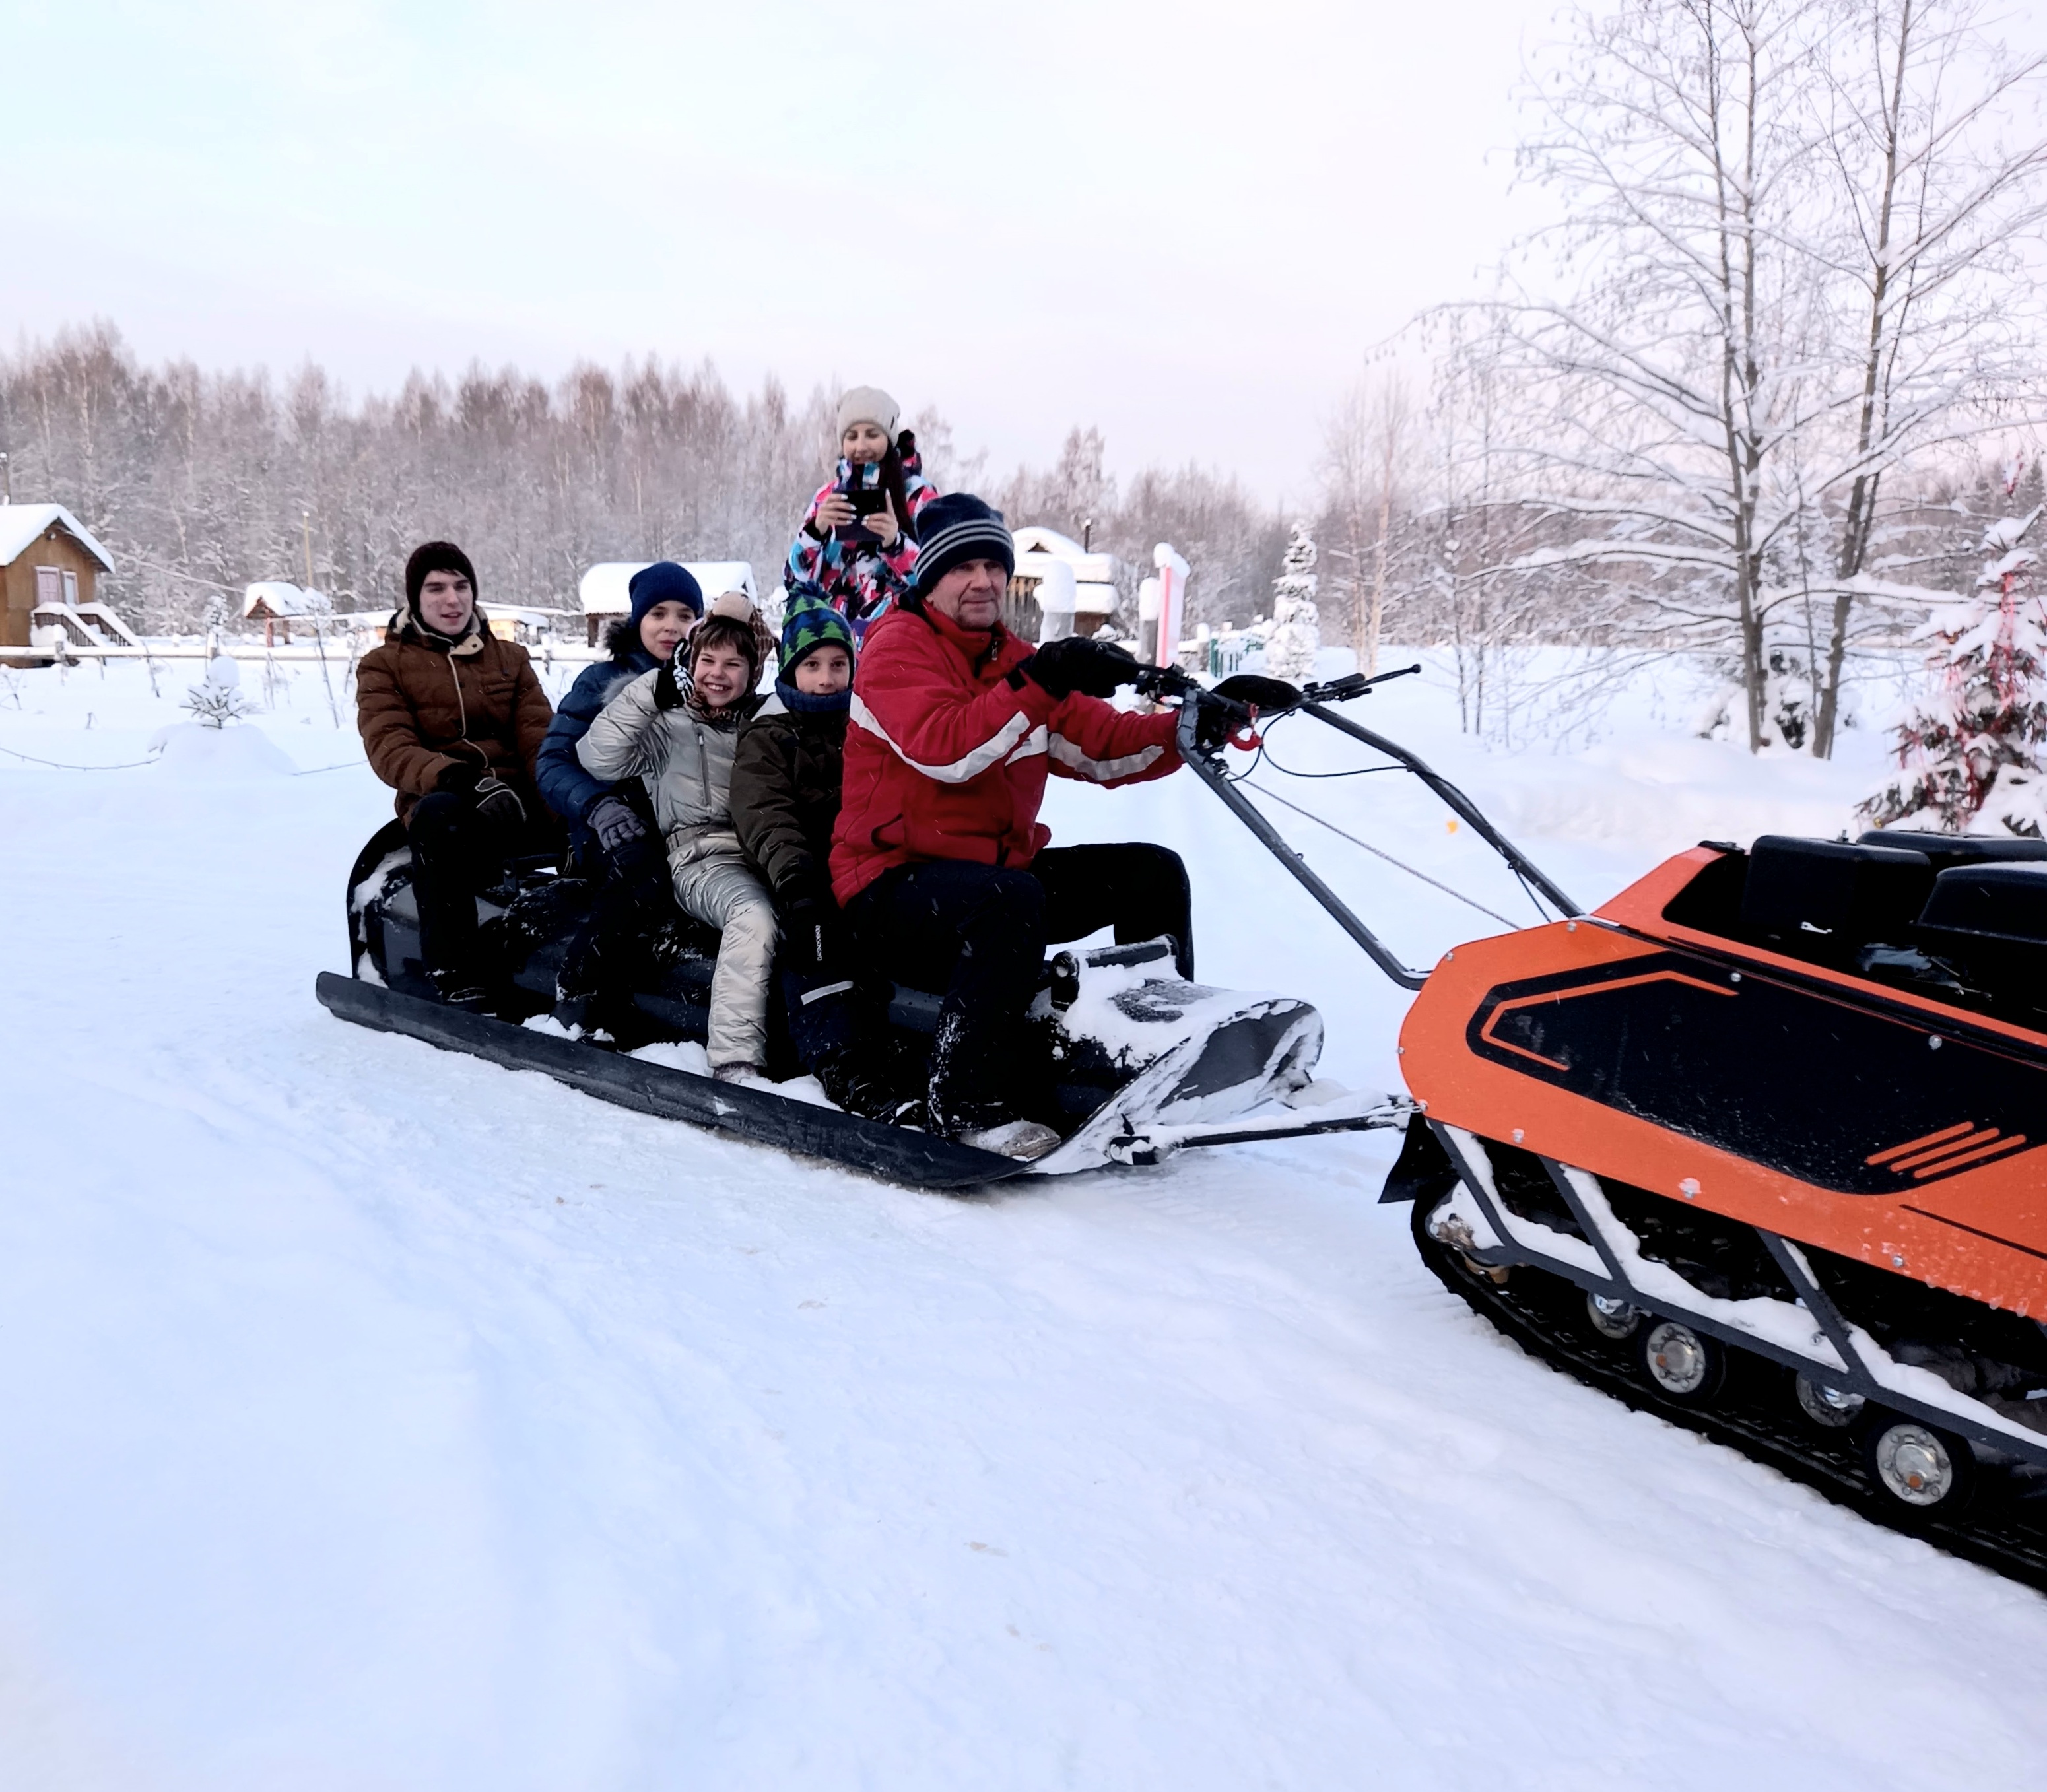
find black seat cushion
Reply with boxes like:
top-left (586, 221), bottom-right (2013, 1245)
top-left (1858, 829), bottom-right (2047, 873)
top-left (1918, 861), bottom-right (2047, 949)
top-left (1740, 836), bottom-right (1934, 959)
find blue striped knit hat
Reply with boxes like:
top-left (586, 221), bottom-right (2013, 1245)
top-left (908, 494), bottom-right (1013, 597)
top-left (779, 583), bottom-right (856, 677)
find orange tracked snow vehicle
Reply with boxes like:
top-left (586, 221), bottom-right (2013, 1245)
top-left (1155, 665), bottom-right (2047, 1585)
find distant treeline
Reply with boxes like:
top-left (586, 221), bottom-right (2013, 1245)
top-left (0, 324), bottom-right (1291, 637)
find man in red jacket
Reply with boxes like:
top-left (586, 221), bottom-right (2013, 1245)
top-left (832, 493), bottom-right (1195, 1151)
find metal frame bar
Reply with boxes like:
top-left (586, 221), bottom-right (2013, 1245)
top-left (1109, 1107), bottom-right (1410, 1160)
top-left (1757, 1232), bottom-right (1882, 1404)
top-left (1175, 703), bottom-right (1429, 989)
top-left (1298, 703), bottom-right (1582, 919)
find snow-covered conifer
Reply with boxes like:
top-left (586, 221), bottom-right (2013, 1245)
top-left (1863, 481), bottom-right (2047, 836)
top-left (184, 653), bottom-right (256, 729)
top-left (1263, 523), bottom-right (1320, 682)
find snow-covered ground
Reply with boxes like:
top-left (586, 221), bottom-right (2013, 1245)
top-left (3, 649), bottom-right (2042, 1790)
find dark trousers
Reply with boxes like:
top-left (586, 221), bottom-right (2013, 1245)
top-left (556, 851), bottom-right (676, 1018)
top-left (408, 791), bottom-right (525, 976)
top-left (846, 843), bottom-right (1193, 1103)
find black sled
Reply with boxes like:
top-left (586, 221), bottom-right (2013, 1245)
top-left (317, 818), bottom-right (1403, 1189)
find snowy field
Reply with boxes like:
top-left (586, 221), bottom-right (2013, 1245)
top-left (4, 649), bottom-right (2044, 1789)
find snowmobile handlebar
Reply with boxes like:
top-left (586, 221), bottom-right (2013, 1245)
top-left (1132, 658), bottom-right (1579, 992)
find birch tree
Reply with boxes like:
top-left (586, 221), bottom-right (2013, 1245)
top-left (1807, 0), bottom-right (2047, 754)
top-left (1485, 0), bottom-right (2046, 752)
top-left (1489, 0), bottom-right (1836, 752)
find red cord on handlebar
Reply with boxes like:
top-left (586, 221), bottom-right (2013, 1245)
top-left (1229, 706), bottom-right (1263, 752)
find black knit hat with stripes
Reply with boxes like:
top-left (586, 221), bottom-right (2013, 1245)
top-left (909, 494), bottom-right (1013, 597)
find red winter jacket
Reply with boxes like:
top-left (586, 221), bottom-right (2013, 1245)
top-left (830, 601), bottom-right (1182, 905)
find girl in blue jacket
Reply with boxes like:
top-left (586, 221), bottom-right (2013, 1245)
top-left (537, 562), bottom-right (702, 875)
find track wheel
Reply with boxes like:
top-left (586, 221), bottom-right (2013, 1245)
top-left (1860, 1416), bottom-right (1977, 1517)
top-left (1414, 1195), bottom-right (1510, 1286)
top-left (1794, 1376), bottom-right (1865, 1430)
top-left (1585, 1292), bottom-right (1643, 1341)
top-left (1638, 1320), bottom-right (1726, 1405)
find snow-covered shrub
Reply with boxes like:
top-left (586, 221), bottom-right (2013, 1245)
top-left (1693, 650), bottom-right (1816, 750)
top-left (1263, 524), bottom-right (1320, 682)
top-left (1862, 500), bottom-right (2047, 836)
top-left (183, 654), bottom-right (257, 728)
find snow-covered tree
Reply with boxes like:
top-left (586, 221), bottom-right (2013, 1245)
top-left (1863, 484), bottom-right (2047, 834)
top-left (1471, 0), bottom-right (2047, 754)
top-left (1263, 524), bottom-right (1321, 681)
top-left (183, 654), bottom-right (256, 728)
top-left (1807, 0), bottom-right (2047, 754)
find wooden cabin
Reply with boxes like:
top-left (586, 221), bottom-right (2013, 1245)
top-left (242, 581), bottom-right (328, 646)
top-left (1, 503), bottom-right (117, 662)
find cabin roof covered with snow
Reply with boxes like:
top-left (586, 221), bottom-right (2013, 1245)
top-left (0, 504), bottom-right (115, 574)
top-left (243, 580), bottom-right (329, 618)
top-left (580, 560), bottom-right (758, 615)
top-left (1013, 525), bottom-right (1116, 587)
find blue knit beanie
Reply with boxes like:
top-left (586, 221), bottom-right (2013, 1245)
top-left (779, 583), bottom-right (856, 677)
top-left (909, 494), bottom-right (1013, 597)
top-left (628, 561), bottom-right (704, 630)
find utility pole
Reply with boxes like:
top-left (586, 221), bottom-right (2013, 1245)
top-left (1, 451), bottom-right (11, 504)
top-left (305, 508), bottom-right (339, 726)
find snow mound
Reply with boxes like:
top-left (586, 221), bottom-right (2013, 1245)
top-left (147, 721), bottom-right (297, 780)
top-left (1470, 731), bottom-right (1872, 853)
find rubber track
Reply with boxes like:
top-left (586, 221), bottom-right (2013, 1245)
top-left (1408, 1199), bottom-right (2047, 1595)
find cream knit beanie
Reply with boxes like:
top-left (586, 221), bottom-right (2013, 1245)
top-left (836, 385), bottom-right (900, 441)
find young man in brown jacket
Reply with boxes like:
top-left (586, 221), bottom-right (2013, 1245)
top-left (356, 541), bottom-right (554, 1003)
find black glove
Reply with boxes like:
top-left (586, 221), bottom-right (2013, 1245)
top-left (473, 773), bottom-right (526, 828)
top-left (1023, 636), bottom-right (1143, 701)
top-left (435, 758), bottom-right (482, 795)
top-left (1193, 696), bottom-right (1246, 753)
top-left (586, 793), bottom-right (650, 857)
top-left (1212, 673), bottom-right (1303, 713)
top-left (654, 656), bottom-right (687, 712)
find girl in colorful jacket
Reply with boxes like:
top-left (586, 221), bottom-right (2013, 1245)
top-left (784, 385), bottom-right (937, 639)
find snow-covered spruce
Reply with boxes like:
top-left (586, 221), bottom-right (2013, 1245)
top-left (182, 653), bottom-right (257, 729)
top-left (1863, 497), bottom-right (2047, 837)
top-left (1263, 523), bottom-right (1321, 682)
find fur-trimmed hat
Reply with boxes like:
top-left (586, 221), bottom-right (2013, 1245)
top-left (836, 385), bottom-right (900, 441)
top-left (908, 493), bottom-right (1013, 597)
top-left (778, 583), bottom-right (856, 677)
top-left (685, 590), bottom-right (767, 679)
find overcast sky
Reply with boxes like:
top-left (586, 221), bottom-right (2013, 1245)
top-left (5, 0), bottom-right (1560, 500)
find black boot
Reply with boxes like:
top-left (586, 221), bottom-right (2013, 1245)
top-left (817, 1044), bottom-right (925, 1125)
top-left (925, 1012), bottom-right (1061, 1158)
top-left (430, 965), bottom-right (490, 1011)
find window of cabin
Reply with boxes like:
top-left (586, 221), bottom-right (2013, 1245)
top-left (62, 570), bottom-right (78, 605)
top-left (34, 566), bottom-right (61, 606)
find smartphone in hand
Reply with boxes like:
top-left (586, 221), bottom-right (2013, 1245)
top-left (833, 461), bottom-right (889, 545)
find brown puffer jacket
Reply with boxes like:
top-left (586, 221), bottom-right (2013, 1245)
top-left (356, 613), bottom-right (554, 820)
